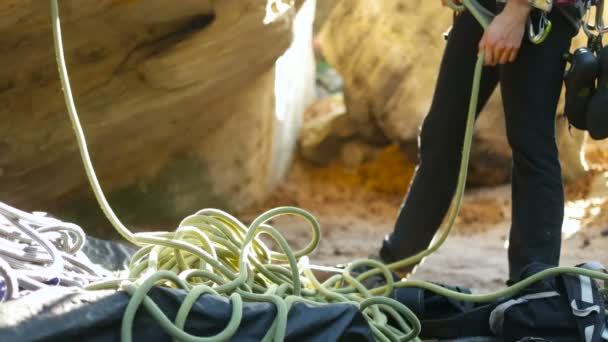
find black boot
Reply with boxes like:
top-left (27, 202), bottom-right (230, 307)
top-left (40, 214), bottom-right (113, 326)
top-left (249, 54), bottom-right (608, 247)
top-left (377, 236), bottom-right (418, 278)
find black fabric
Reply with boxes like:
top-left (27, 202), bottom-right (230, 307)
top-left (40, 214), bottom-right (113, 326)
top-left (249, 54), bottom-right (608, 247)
top-left (500, 290), bottom-right (579, 342)
top-left (393, 283), bottom-right (475, 320)
top-left (587, 45), bottom-right (608, 140)
top-left (82, 236), bottom-right (138, 271)
top-left (384, 0), bottom-right (578, 282)
top-left (561, 272), bottom-right (606, 342)
top-left (0, 286), bottom-right (374, 342)
top-left (388, 263), bottom-right (606, 341)
top-left (498, 263), bottom-right (606, 342)
top-left (392, 283), bottom-right (499, 339)
top-left (564, 47), bottom-right (599, 130)
top-left (421, 304), bottom-right (497, 339)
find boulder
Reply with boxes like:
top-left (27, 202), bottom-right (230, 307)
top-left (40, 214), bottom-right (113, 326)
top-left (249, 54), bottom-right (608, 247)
top-left (340, 140), bottom-right (378, 168)
top-left (0, 0), bottom-right (316, 235)
top-left (314, 0), bottom-right (339, 33)
top-left (318, 0), bottom-right (449, 145)
top-left (299, 94), bottom-right (356, 164)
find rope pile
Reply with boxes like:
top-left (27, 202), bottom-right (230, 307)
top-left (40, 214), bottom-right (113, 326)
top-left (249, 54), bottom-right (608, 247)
top-left (45, 0), bottom-right (608, 341)
top-left (51, 1), bottom-right (422, 340)
top-left (0, 201), bottom-right (108, 302)
top-left (84, 207), bottom-right (424, 342)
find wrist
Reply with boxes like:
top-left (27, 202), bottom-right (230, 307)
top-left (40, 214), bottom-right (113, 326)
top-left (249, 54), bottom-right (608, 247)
top-left (505, 0), bottom-right (532, 17)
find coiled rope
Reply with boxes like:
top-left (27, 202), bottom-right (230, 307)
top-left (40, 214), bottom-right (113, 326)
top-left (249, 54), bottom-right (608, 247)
top-left (0, 201), bottom-right (108, 302)
top-left (49, 0), bottom-right (608, 341)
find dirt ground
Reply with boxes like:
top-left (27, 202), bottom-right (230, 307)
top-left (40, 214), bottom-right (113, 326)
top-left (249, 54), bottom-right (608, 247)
top-left (242, 141), bottom-right (608, 292)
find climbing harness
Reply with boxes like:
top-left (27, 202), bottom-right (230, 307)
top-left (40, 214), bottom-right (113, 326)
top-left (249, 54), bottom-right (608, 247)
top-left (46, 0), bottom-right (608, 341)
top-left (0, 201), bottom-right (108, 302)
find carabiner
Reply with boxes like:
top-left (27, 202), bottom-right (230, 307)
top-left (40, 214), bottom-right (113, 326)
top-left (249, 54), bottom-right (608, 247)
top-left (585, 3), bottom-right (608, 34)
top-left (528, 12), bottom-right (552, 45)
top-left (594, 0), bottom-right (608, 33)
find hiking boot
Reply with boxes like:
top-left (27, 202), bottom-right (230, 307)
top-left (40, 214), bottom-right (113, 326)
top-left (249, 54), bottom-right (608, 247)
top-left (347, 262), bottom-right (402, 290)
top-left (378, 236), bottom-right (418, 279)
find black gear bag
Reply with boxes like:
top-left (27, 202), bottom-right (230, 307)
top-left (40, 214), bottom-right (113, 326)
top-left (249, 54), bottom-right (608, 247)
top-left (392, 262), bottom-right (608, 341)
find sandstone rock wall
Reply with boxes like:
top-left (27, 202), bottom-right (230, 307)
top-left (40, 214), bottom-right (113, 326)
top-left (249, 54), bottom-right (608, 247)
top-left (0, 0), bottom-right (316, 234)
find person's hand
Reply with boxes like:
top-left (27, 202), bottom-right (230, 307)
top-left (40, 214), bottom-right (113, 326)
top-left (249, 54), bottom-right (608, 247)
top-left (478, 1), bottom-right (531, 66)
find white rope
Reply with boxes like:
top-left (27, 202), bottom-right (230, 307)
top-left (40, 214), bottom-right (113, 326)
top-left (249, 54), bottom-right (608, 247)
top-left (0, 201), bottom-right (110, 301)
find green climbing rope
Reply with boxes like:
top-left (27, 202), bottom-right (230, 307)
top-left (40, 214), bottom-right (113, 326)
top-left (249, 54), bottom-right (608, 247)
top-left (50, 0), bottom-right (608, 341)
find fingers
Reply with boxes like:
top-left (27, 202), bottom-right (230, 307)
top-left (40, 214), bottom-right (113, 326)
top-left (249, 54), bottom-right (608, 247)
top-left (497, 47), bottom-right (511, 65)
top-left (508, 48), bottom-right (519, 63)
top-left (496, 46), bottom-right (519, 65)
top-left (487, 47), bottom-right (518, 66)
top-left (479, 34), bottom-right (495, 66)
top-left (480, 38), bottom-right (519, 66)
top-left (479, 41), bottom-right (489, 64)
top-left (485, 48), bottom-right (494, 65)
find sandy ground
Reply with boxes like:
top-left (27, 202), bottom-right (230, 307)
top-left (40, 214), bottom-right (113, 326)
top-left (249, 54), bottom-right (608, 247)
top-left (242, 142), bottom-right (608, 293)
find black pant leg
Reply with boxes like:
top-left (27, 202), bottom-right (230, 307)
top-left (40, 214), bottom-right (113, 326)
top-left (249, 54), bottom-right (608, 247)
top-left (500, 8), bottom-right (576, 281)
top-left (384, 2), bottom-right (500, 261)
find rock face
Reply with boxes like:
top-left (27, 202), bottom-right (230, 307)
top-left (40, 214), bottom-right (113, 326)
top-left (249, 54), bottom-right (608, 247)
top-left (299, 94), bottom-right (355, 164)
top-left (313, 0), bottom-right (339, 33)
top-left (0, 0), bottom-right (316, 235)
top-left (318, 0), bottom-right (586, 186)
